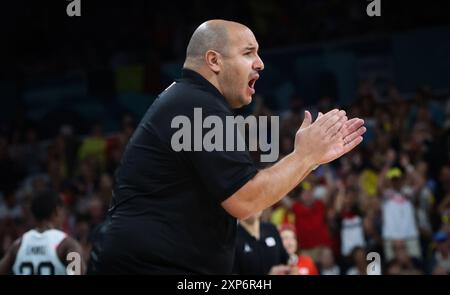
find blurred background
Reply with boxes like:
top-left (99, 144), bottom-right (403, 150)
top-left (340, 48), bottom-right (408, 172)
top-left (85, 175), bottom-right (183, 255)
top-left (1, 0), bottom-right (449, 275)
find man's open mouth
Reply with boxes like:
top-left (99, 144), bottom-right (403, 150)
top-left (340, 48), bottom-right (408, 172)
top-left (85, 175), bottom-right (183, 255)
top-left (248, 74), bottom-right (259, 94)
top-left (248, 78), bottom-right (257, 89)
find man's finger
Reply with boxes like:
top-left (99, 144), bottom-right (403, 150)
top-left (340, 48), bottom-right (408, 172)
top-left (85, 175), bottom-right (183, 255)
top-left (342, 135), bottom-right (364, 155)
top-left (321, 110), bottom-right (346, 130)
top-left (316, 112), bottom-right (323, 121)
top-left (343, 118), bottom-right (360, 129)
top-left (340, 118), bottom-right (364, 138)
top-left (315, 109), bottom-right (339, 126)
top-left (299, 110), bottom-right (312, 130)
top-left (326, 115), bottom-right (347, 136)
top-left (342, 126), bottom-right (366, 143)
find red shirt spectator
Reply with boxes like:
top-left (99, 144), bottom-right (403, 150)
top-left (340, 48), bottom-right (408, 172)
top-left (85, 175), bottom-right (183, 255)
top-left (292, 187), bottom-right (331, 249)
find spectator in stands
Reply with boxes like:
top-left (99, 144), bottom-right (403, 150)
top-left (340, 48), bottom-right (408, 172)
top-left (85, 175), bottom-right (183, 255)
top-left (379, 165), bottom-right (421, 261)
top-left (345, 247), bottom-right (368, 275)
top-left (386, 240), bottom-right (423, 275)
top-left (292, 181), bottom-right (332, 261)
top-left (429, 231), bottom-right (450, 274)
top-left (317, 246), bottom-right (341, 275)
top-left (333, 182), bottom-right (366, 258)
top-left (77, 123), bottom-right (107, 171)
top-left (279, 224), bottom-right (318, 275)
top-left (233, 211), bottom-right (293, 275)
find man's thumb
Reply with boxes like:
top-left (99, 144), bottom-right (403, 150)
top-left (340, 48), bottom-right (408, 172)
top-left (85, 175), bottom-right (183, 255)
top-left (300, 110), bottom-right (312, 129)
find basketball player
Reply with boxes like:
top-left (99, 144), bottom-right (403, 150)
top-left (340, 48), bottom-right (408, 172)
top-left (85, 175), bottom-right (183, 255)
top-left (0, 190), bottom-right (86, 275)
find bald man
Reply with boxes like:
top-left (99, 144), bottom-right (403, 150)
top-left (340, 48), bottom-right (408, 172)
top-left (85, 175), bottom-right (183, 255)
top-left (88, 20), bottom-right (366, 274)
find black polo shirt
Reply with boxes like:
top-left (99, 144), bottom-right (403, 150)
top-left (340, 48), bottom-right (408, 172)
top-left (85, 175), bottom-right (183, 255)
top-left (233, 222), bottom-right (289, 275)
top-left (93, 69), bottom-right (258, 274)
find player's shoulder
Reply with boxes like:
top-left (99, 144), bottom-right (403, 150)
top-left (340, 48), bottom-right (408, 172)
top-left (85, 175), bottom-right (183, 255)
top-left (58, 235), bottom-right (80, 251)
top-left (47, 228), bottom-right (67, 236)
top-left (56, 234), bottom-right (82, 261)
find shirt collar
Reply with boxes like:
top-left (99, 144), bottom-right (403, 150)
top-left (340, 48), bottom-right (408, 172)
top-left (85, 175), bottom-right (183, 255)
top-left (180, 68), bottom-right (231, 110)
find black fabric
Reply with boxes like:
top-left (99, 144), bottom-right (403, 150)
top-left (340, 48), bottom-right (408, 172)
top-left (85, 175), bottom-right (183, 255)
top-left (233, 222), bottom-right (289, 275)
top-left (90, 69), bottom-right (257, 274)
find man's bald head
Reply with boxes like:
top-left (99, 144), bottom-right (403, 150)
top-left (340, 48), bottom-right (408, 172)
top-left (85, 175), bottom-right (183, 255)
top-left (182, 20), bottom-right (263, 109)
top-left (184, 20), bottom-right (249, 68)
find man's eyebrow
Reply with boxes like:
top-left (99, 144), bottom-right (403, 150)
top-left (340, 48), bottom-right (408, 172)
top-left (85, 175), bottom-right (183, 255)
top-left (242, 46), bottom-right (258, 51)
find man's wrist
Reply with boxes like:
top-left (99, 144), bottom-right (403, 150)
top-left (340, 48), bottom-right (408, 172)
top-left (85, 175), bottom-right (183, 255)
top-left (291, 151), bottom-right (317, 173)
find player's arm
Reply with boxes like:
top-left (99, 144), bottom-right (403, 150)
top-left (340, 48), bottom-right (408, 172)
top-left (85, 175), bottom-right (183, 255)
top-left (57, 236), bottom-right (87, 275)
top-left (222, 109), bottom-right (366, 220)
top-left (0, 238), bottom-right (21, 275)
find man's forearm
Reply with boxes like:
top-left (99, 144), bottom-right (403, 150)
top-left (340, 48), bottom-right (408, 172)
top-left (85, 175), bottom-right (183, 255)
top-left (253, 152), bottom-right (315, 211)
top-left (222, 109), bottom-right (365, 220)
top-left (223, 151), bottom-right (316, 220)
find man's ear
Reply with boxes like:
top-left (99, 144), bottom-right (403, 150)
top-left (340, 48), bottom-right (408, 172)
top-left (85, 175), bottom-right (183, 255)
top-left (205, 50), bottom-right (221, 73)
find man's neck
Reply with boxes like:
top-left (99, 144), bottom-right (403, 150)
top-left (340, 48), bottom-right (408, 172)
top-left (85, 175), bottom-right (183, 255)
top-left (184, 65), bottom-right (224, 96)
top-left (35, 221), bottom-right (55, 233)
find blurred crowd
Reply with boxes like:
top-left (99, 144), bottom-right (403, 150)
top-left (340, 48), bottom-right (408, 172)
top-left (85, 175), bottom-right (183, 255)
top-left (1, 79), bottom-right (449, 275)
top-left (258, 82), bottom-right (450, 275)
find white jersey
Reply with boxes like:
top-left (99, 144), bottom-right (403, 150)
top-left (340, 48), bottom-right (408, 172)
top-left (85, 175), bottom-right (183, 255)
top-left (340, 215), bottom-right (366, 256)
top-left (12, 229), bottom-right (68, 275)
top-left (382, 194), bottom-right (418, 240)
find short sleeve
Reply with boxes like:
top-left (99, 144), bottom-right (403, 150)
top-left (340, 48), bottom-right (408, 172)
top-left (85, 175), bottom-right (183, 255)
top-left (185, 112), bottom-right (258, 203)
top-left (188, 147), bottom-right (257, 204)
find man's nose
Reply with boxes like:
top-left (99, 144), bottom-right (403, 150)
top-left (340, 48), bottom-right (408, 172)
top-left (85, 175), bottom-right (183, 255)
top-left (254, 55), bottom-right (264, 72)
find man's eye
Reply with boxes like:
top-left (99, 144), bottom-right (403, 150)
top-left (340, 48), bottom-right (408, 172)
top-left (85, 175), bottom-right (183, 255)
top-left (244, 52), bottom-right (252, 56)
